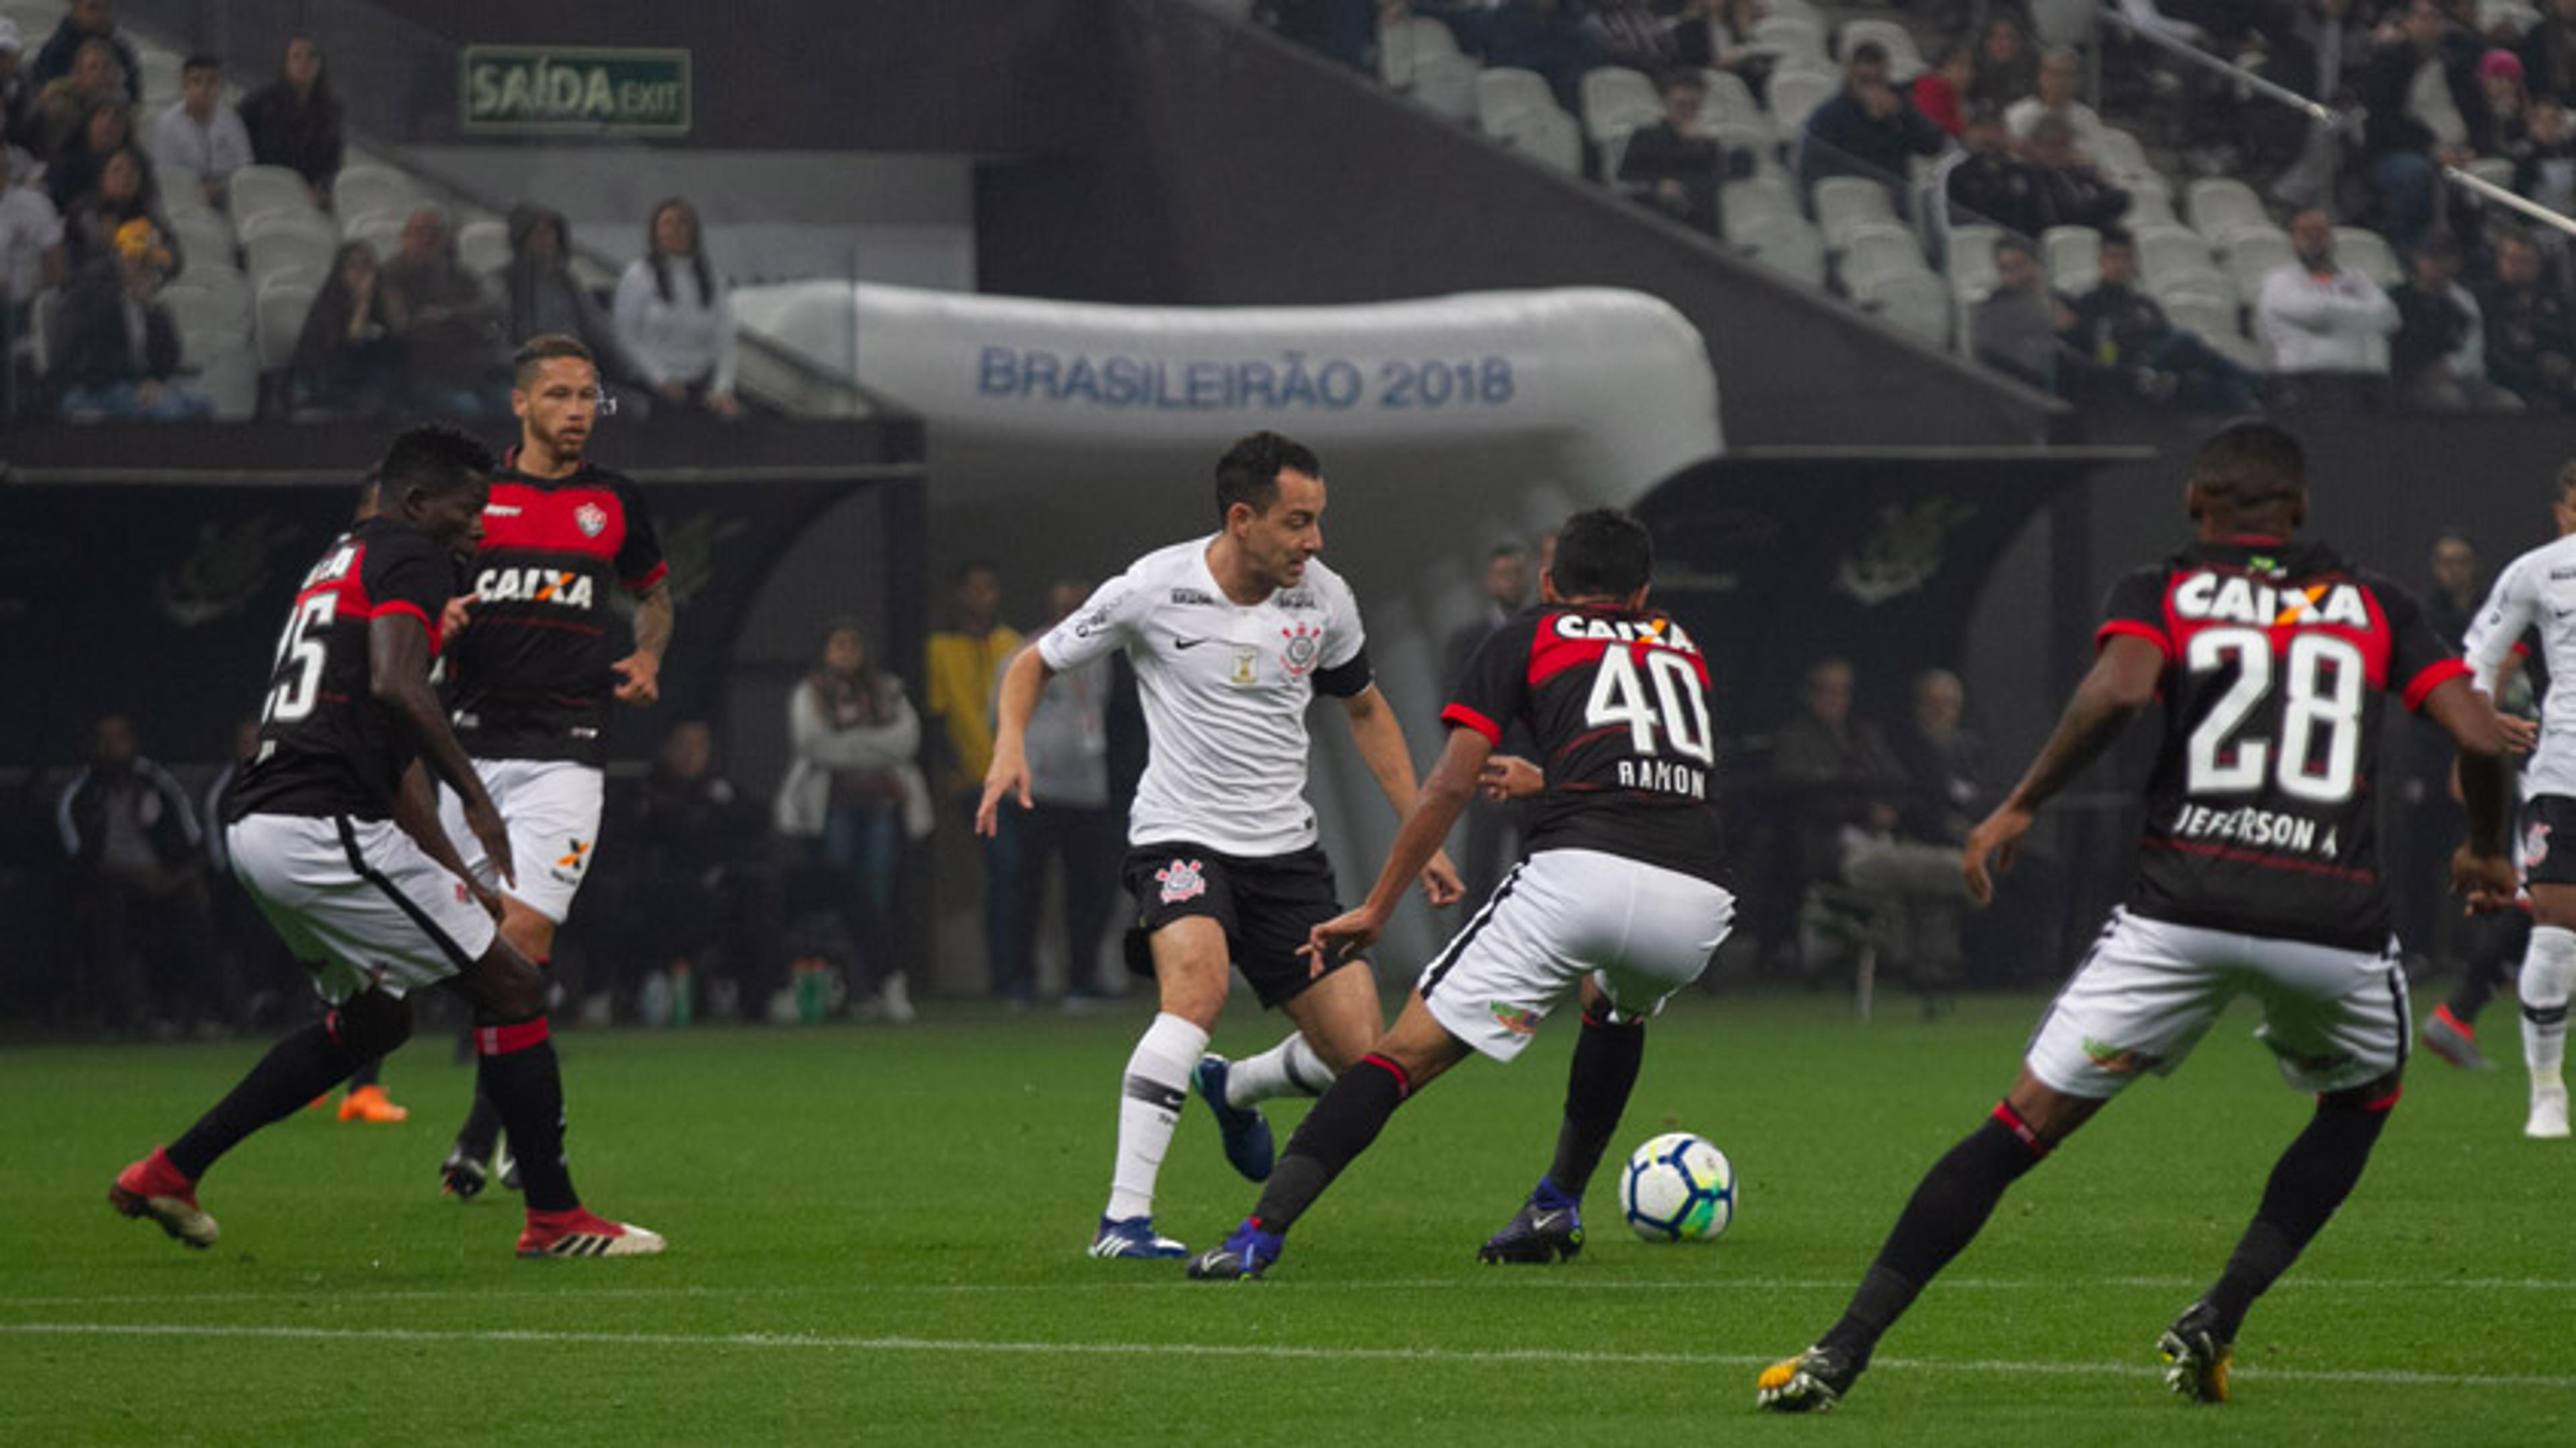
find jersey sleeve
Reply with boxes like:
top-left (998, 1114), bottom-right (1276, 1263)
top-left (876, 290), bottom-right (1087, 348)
top-left (1037, 572), bottom-right (1142, 673)
top-left (369, 533), bottom-right (458, 652)
top-left (2374, 578), bottom-right (2470, 711)
top-left (2094, 567), bottom-right (2173, 659)
top-left (2463, 552), bottom-right (2543, 695)
top-left (1440, 616), bottom-right (1535, 746)
top-left (614, 480), bottom-right (669, 594)
top-left (1320, 570), bottom-right (1366, 670)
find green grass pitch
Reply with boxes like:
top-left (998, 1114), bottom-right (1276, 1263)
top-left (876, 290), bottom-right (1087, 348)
top-left (3, 990), bottom-right (2569, 1445)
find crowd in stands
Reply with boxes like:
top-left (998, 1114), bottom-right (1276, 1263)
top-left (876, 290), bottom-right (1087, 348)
top-left (0, 3), bottom-right (744, 425)
top-left (1274, 1), bottom-right (2576, 414)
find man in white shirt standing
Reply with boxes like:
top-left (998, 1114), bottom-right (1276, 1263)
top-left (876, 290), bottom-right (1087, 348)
top-left (2004, 48), bottom-right (2107, 160)
top-left (2462, 460), bottom-right (2576, 1141)
top-left (2256, 207), bottom-right (2400, 411)
top-left (150, 54), bottom-right (252, 210)
top-left (981, 431), bottom-right (1463, 1259)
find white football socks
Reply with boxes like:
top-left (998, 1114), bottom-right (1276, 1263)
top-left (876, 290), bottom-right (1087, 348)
top-left (1224, 1031), bottom-right (1334, 1107)
top-left (1106, 1012), bottom-right (1208, 1222)
top-left (2522, 924), bottom-right (2575, 1088)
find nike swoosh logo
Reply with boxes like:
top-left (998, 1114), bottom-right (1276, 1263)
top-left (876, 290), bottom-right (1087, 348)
top-left (1173, 637), bottom-right (1212, 650)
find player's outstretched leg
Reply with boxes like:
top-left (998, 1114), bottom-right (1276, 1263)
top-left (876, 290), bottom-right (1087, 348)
top-left (2521, 925), bottom-right (2573, 1139)
top-left (111, 990), bottom-right (412, 1250)
top-left (1193, 1032), bottom-right (1330, 1182)
top-left (2159, 1077), bottom-right (2402, 1403)
top-left (1758, 1092), bottom-right (2064, 1412)
top-left (1483, 998), bottom-right (1642, 1265)
top-left (2424, 911), bottom-right (2522, 1070)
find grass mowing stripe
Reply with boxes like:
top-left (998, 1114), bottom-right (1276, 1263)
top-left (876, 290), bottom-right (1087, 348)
top-left (7, 1321), bottom-right (2576, 1391)
top-left (9, 1275), bottom-right (2569, 1308)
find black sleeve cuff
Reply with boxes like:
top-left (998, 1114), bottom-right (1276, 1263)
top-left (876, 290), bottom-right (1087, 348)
top-left (1312, 649), bottom-right (1373, 699)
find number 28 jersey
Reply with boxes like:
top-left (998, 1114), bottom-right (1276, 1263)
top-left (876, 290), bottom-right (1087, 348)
top-left (2099, 539), bottom-right (2466, 949)
top-left (1442, 603), bottom-right (1729, 887)
top-left (225, 518), bottom-right (460, 825)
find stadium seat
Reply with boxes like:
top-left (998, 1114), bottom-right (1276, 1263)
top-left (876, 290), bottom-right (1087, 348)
top-left (28, 287), bottom-right (62, 376)
top-left (1751, 15), bottom-right (1827, 62)
top-left (1768, 69), bottom-right (1839, 138)
top-left (2149, 272), bottom-right (2235, 315)
top-left (1379, 17), bottom-right (1478, 123)
top-left (2334, 227), bottom-right (2401, 289)
top-left (342, 211), bottom-right (407, 266)
top-left (1580, 68), bottom-right (1664, 150)
top-left (2134, 224), bottom-right (2218, 281)
top-left (1766, 0), bottom-right (1825, 24)
top-left (256, 279), bottom-right (319, 372)
top-left (2121, 188), bottom-right (2178, 228)
top-left (166, 207), bottom-right (239, 271)
top-left (1945, 224), bottom-right (2004, 300)
top-left (229, 165), bottom-right (319, 226)
top-left (331, 165), bottom-right (420, 225)
top-left (1855, 268), bottom-right (1951, 348)
top-left (193, 338), bottom-right (260, 419)
top-left (456, 219), bottom-right (511, 279)
top-left (2031, 0), bottom-right (2101, 48)
top-left (2161, 292), bottom-right (2243, 344)
top-left (1839, 221), bottom-right (1927, 288)
top-left (1836, 19), bottom-right (1925, 82)
top-left (1732, 212), bottom-right (1827, 289)
top-left (136, 50), bottom-right (183, 107)
top-left (1720, 179), bottom-right (1798, 243)
top-left (161, 284), bottom-right (246, 367)
top-left (1696, 69), bottom-right (1760, 129)
top-left (2186, 178), bottom-right (2269, 241)
top-left (241, 212), bottom-right (338, 291)
top-left (1713, 119), bottom-right (1782, 177)
top-left (2091, 127), bottom-right (2152, 178)
top-left (1497, 106), bottom-right (1582, 175)
top-left (1475, 68), bottom-right (1557, 134)
top-left (2043, 225), bottom-right (2101, 293)
top-left (1811, 175), bottom-right (1896, 248)
top-left (2204, 327), bottom-right (2267, 374)
top-left (2224, 233), bottom-right (2296, 305)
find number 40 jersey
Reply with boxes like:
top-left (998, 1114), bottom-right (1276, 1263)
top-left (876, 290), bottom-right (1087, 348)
top-left (2099, 539), bottom-right (2467, 950)
top-left (225, 517), bottom-right (462, 826)
top-left (1442, 603), bottom-right (1730, 888)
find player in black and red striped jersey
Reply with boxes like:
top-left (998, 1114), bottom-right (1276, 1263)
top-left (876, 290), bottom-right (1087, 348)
top-left (433, 333), bottom-right (674, 1200)
top-left (1758, 421), bottom-right (2516, 1414)
top-left (109, 425), bottom-right (663, 1258)
top-left (1186, 507), bottom-right (1737, 1281)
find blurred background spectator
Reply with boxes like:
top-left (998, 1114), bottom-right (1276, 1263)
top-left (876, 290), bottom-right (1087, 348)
top-left (612, 196), bottom-right (740, 418)
top-left (2258, 206), bottom-right (2399, 411)
top-left (2061, 228), bottom-right (2261, 412)
top-left (150, 52), bottom-right (250, 211)
top-left (1913, 40), bottom-right (1974, 138)
top-left (2478, 229), bottom-right (2576, 409)
top-left (2357, 1), bottom-right (2490, 250)
top-left (600, 721), bottom-right (785, 1027)
top-left (56, 217), bottom-right (205, 418)
top-left (54, 713), bottom-right (222, 1035)
top-left (378, 205), bottom-right (505, 415)
top-left (30, 1), bottom-right (138, 105)
top-left (501, 203), bottom-right (637, 402)
top-left (1618, 68), bottom-right (1752, 236)
top-left (1002, 581), bottom-right (1122, 1009)
top-left (32, 36), bottom-right (125, 159)
top-left (286, 240), bottom-right (397, 418)
top-left (1800, 42), bottom-right (1951, 213)
top-left (2390, 231), bottom-right (2524, 413)
top-left (62, 144), bottom-right (172, 274)
top-left (925, 562), bottom-right (1022, 1003)
top-left (237, 33), bottom-right (342, 207)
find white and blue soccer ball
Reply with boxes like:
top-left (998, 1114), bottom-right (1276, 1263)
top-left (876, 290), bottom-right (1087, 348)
top-left (1618, 1131), bottom-right (1736, 1243)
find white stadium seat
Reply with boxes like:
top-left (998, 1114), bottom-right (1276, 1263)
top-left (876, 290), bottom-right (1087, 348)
top-left (2043, 225), bottom-right (2101, 293)
top-left (331, 165), bottom-right (420, 225)
top-left (227, 164), bottom-right (319, 226)
top-left (256, 279), bottom-right (321, 372)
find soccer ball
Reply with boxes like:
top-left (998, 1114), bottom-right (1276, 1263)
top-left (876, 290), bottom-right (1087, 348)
top-left (1618, 1132), bottom-right (1735, 1243)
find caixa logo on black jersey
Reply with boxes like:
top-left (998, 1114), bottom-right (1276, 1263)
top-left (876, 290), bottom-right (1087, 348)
top-left (474, 566), bottom-right (596, 609)
top-left (2171, 572), bottom-right (2369, 629)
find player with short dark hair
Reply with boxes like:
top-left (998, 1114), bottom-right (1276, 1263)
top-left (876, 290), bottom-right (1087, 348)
top-left (109, 424), bottom-right (662, 1257)
top-left (980, 431), bottom-right (1463, 1259)
top-left (432, 331), bottom-right (674, 1200)
top-left (1757, 421), bottom-right (2515, 1411)
top-left (1185, 507), bottom-right (1735, 1280)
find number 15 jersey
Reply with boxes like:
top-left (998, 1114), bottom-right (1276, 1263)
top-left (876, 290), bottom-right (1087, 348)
top-left (2098, 539), bottom-right (2466, 949)
top-left (1442, 603), bottom-right (1729, 888)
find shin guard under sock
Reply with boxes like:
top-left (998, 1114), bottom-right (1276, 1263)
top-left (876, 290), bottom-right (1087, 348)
top-left (1106, 1013), bottom-right (1207, 1221)
top-left (1250, 1054), bottom-right (1412, 1235)
top-left (473, 1017), bottom-right (576, 1212)
top-left (2202, 1090), bottom-right (2396, 1341)
top-left (1820, 1106), bottom-right (2049, 1364)
top-left (1543, 1009), bottom-right (1645, 1201)
top-left (168, 1019), bottom-right (366, 1179)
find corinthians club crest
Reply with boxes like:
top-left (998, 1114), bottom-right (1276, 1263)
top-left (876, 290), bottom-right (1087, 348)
top-left (1279, 621), bottom-right (1322, 678)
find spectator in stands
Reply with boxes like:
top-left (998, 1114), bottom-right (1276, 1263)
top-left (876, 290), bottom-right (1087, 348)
top-left (2483, 48), bottom-right (2532, 152)
top-left (31, 36), bottom-right (123, 159)
top-left (1972, 235), bottom-right (2074, 391)
top-left (501, 203), bottom-right (635, 397)
top-left (2516, 95), bottom-right (2576, 213)
top-left (1890, 668), bottom-right (1981, 850)
top-left (1799, 42), bottom-right (1951, 214)
top-left (2390, 231), bottom-right (2525, 412)
top-left (30, 1), bottom-right (138, 107)
top-left (2251, 0), bottom-right (2364, 209)
top-left (0, 21), bottom-right (35, 158)
top-left (286, 240), bottom-right (398, 417)
top-left (237, 34), bottom-right (343, 207)
top-left (2025, 113), bottom-right (2132, 231)
top-left (1671, 0), bottom-right (1774, 104)
top-left (1967, 13), bottom-right (2037, 114)
top-left (0, 143), bottom-right (66, 313)
top-left (1472, 0), bottom-right (1601, 112)
top-left (774, 618), bottom-right (926, 1024)
top-left (2479, 229), bottom-right (2576, 408)
top-left (57, 217), bottom-right (203, 419)
top-left (2062, 228), bottom-right (2262, 411)
top-left (614, 197), bottom-right (740, 417)
top-left (1945, 105), bottom-right (2041, 235)
top-left (1913, 40), bottom-right (1974, 138)
top-left (926, 560), bottom-right (1025, 1001)
top-left (55, 712), bottom-right (221, 1035)
top-left (1003, 580), bottom-right (1123, 1009)
top-left (378, 205), bottom-right (505, 415)
top-left (2257, 206), bottom-right (2401, 410)
top-left (61, 144), bottom-right (173, 276)
top-left (44, 93), bottom-right (135, 211)
top-left (606, 719), bottom-right (784, 1026)
top-left (2524, 0), bottom-right (2576, 103)
top-left (1618, 70), bottom-right (1752, 236)
top-left (2357, 0), bottom-right (2493, 249)
top-left (150, 54), bottom-right (251, 211)
top-left (2005, 47), bottom-right (2109, 159)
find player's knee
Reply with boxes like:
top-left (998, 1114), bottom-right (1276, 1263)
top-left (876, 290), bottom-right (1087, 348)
top-left (2319, 1072), bottom-right (2404, 1117)
top-left (464, 941), bottom-right (548, 1023)
top-left (329, 988), bottom-right (413, 1057)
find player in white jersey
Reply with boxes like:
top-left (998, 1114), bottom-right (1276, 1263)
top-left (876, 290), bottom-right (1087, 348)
top-left (2461, 460), bottom-right (2576, 1139)
top-left (980, 432), bottom-right (1463, 1259)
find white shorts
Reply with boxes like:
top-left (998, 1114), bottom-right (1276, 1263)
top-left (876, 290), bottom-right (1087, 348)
top-left (2027, 908), bottom-right (2409, 1100)
top-left (436, 758), bottom-right (604, 925)
top-left (1417, 848), bottom-right (1735, 1062)
top-left (225, 813), bottom-right (498, 1004)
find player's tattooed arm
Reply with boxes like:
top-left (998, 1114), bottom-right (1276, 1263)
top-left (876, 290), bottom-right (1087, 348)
top-left (614, 582), bottom-right (674, 705)
top-left (370, 612), bottom-right (516, 888)
top-left (1964, 634), bottom-right (2163, 903)
top-left (1338, 684), bottom-right (1465, 907)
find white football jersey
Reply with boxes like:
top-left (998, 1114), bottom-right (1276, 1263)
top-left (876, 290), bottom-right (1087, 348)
top-left (1037, 536), bottom-right (1367, 857)
top-left (2465, 531), bottom-right (2576, 800)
